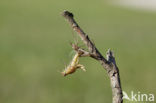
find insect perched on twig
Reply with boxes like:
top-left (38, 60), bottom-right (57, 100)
top-left (61, 52), bottom-right (86, 76)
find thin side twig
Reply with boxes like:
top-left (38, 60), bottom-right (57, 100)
top-left (62, 10), bottom-right (123, 103)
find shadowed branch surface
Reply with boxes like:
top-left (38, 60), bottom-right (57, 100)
top-left (62, 10), bottom-right (123, 103)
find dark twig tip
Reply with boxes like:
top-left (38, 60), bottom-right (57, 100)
top-left (62, 10), bottom-right (74, 18)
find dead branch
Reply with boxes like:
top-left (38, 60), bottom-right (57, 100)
top-left (62, 10), bottom-right (123, 103)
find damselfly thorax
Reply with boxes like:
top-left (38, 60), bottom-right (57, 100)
top-left (62, 52), bottom-right (85, 76)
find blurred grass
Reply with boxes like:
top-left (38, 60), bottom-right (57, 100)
top-left (0, 0), bottom-right (156, 103)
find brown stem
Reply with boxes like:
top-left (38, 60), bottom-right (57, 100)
top-left (62, 10), bottom-right (123, 103)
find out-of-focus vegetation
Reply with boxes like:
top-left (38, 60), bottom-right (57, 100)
top-left (0, 0), bottom-right (156, 103)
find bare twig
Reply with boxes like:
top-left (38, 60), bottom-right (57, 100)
top-left (62, 10), bottom-right (123, 103)
top-left (71, 43), bottom-right (91, 57)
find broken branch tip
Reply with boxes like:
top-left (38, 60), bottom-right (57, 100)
top-left (62, 10), bottom-right (74, 18)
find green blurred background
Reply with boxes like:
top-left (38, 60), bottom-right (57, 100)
top-left (0, 0), bottom-right (156, 103)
